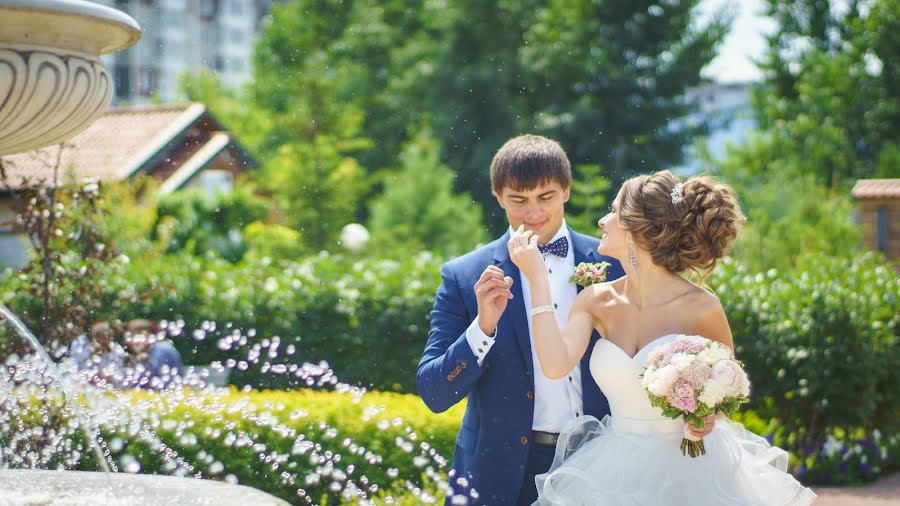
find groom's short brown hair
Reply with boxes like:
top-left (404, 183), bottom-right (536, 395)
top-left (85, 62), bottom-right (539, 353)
top-left (490, 135), bottom-right (572, 194)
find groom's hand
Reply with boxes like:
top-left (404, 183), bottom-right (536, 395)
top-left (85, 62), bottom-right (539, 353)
top-left (475, 266), bottom-right (514, 336)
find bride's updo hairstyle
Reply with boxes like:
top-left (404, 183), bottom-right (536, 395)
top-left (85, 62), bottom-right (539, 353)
top-left (617, 170), bottom-right (745, 275)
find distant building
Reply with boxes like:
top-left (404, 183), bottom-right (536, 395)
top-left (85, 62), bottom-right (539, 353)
top-left (852, 179), bottom-right (900, 262)
top-left (678, 82), bottom-right (757, 175)
top-left (93, 0), bottom-right (280, 104)
top-left (0, 103), bottom-right (258, 268)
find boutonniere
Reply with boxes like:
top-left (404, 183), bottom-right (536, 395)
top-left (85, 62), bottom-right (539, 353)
top-left (570, 261), bottom-right (612, 287)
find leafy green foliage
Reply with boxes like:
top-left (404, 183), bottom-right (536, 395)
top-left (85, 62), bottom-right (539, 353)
top-left (743, 0), bottom-right (900, 185)
top-left (2, 251), bottom-right (444, 392)
top-left (242, 0), bottom-right (729, 233)
top-left (242, 221), bottom-right (304, 261)
top-left (179, 71), bottom-right (272, 159)
top-left (367, 131), bottom-right (488, 258)
top-left (0, 157), bottom-right (117, 353)
top-left (153, 187), bottom-right (270, 262)
top-left (260, 141), bottom-right (369, 250)
top-left (519, 0), bottom-right (731, 195)
top-left (566, 164), bottom-right (609, 234)
top-left (711, 164), bottom-right (863, 273)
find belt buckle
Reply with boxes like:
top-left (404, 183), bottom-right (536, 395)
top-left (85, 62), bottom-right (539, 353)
top-left (532, 430), bottom-right (559, 447)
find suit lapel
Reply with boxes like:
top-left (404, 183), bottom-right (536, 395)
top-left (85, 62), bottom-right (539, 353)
top-left (493, 232), bottom-right (534, 376)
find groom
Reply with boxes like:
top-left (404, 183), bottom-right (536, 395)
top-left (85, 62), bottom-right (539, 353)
top-left (417, 135), bottom-right (625, 505)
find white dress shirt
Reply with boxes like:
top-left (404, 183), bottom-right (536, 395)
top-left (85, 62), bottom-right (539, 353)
top-left (466, 221), bottom-right (584, 432)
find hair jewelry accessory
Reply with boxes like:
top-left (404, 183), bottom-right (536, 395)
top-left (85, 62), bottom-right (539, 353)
top-left (670, 182), bottom-right (684, 204)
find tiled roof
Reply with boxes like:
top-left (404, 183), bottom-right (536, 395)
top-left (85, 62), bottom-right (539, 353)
top-left (852, 179), bottom-right (900, 199)
top-left (0, 103), bottom-right (207, 190)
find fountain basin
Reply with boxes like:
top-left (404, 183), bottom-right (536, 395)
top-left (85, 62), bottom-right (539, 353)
top-left (0, 469), bottom-right (290, 505)
top-left (0, 0), bottom-right (141, 156)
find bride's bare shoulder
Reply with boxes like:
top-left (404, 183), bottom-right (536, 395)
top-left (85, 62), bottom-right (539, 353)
top-left (682, 283), bottom-right (723, 309)
top-left (680, 283), bottom-right (732, 347)
top-left (583, 278), bottom-right (625, 308)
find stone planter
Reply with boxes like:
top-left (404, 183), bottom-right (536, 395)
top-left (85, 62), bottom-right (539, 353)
top-left (0, 0), bottom-right (140, 156)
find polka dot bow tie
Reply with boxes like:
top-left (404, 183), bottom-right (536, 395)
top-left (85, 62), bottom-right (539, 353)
top-left (538, 236), bottom-right (569, 258)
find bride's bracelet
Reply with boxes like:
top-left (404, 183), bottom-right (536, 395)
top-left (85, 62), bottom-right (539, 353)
top-left (530, 305), bottom-right (555, 317)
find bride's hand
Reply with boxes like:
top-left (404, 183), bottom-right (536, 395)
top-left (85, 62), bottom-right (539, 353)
top-left (507, 225), bottom-right (545, 280)
top-left (686, 415), bottom-right (717, 439)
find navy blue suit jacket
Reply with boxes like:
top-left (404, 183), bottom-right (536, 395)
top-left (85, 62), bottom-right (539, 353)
top-left (416, 227), bottom-right (625, 505)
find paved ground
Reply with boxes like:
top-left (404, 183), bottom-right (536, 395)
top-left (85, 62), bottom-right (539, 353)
top-left (813, 472), bottom-right (900, 505)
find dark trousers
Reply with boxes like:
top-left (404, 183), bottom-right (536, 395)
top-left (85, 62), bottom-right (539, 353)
top-left (516, 442), bottom-right (556, 506)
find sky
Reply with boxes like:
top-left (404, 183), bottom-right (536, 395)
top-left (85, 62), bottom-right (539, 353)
top-left (698, 0), bottom-right (777, 83)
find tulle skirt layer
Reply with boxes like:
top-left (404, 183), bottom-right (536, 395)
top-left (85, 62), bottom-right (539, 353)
top-left (533, 415), bottom-right (817, 506)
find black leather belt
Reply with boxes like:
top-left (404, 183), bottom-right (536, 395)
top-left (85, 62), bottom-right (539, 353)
top-left (532, 430), bottom-right (560, 447)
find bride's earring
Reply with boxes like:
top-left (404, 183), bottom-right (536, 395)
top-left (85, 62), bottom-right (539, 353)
top-left (628, 236), bottom-right (638, 273)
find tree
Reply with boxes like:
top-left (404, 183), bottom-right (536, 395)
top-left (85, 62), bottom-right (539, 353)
top-left (566, 164), bottom-right (609, 234)
top-left (425, 0), bottom-right (539, 231)
top-left (179, 71), bottom-right (272, 160)
top-left (250, 0), bottom-right (449, 170)
top-left (262, 138), bottom-right (369, 250)
top-left (747, 0), bottom-right (900, 185)
top-left (368, 130), bottom-right (487, 257)
top-left (519, 0), bottom-right (731, 196)
top-left (244, 0), bottom-right (733, 237)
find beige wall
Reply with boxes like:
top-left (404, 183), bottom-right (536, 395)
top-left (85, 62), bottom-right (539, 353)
top-left (857, 199), bottom-right (900, 262)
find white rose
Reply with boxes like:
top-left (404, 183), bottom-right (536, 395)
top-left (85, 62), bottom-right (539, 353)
top-left (641, 365), bottom-right (657, 389)
top-left (647, 365), bottom-right (679, 397)
top-left (696, 349), bottom-right (717, 365)
top-left (710, 360), bottom-right (748, 397)
top-left (670, 352), bottom-right (695, 371)
top-left (698, 379), bottom-right (727, 407)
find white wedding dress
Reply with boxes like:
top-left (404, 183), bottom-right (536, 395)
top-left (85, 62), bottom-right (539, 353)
top-left (533, 334), bottom-right (817, 505)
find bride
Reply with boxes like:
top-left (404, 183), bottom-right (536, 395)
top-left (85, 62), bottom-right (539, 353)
top-left (508, 170), bottom-right (816, 505)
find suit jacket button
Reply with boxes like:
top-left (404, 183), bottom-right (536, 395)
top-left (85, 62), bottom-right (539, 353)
top-left (446, 374), bottom-right (453, 381)
top-left (520, 435), bottom-right (529, 445)
top-left (526, 390), bottom-right (534, 400)
top-left (461, 362), bottom-right (467, 369)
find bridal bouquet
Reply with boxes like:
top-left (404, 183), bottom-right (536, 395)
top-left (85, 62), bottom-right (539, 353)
top-left (641, 335), bottom-right (750, 457)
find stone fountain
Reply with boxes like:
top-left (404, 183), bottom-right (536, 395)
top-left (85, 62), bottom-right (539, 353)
top-left (0, 0), bottom-right (140, 156)
top-left (0, 2), bottom-right (291, 503)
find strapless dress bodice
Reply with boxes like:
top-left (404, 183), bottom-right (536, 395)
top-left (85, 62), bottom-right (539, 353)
top-left (589, 334), bottom-right (682, 434)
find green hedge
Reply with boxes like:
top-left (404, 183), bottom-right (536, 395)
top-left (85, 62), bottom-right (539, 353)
top-left (1, 251), bottom-right (443, 392)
